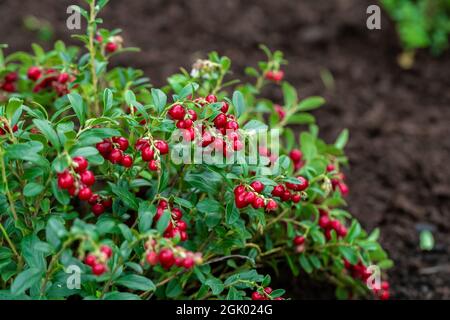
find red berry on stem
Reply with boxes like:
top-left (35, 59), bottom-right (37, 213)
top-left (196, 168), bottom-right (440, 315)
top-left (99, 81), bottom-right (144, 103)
top-left (235, 192), bottom-right (248, 209)
top-left (265, 199), bottom-right (278, 211)
top-left (205, 94), bottom-right (217, 104)
top-left (85, 254), bottom-right (97, 267)
top-left (252, 292), bottom-right (263, 300)
top-left (171, 208), bottom-right (183, 220)
top-left (293, 235), bottom-right (305, 245)
top-left (187, 109), bottom-right (197, 121)
top-left (105, 42), bottom-right (117, 53)
top-left (92, 263), bottom-right (106, 276)
top-left (155, 140), bottom-right (169, 155)
top-left (78, 187), bottom-right (92, 201)
top-left (92, 203), bottom-right (105, 216)
top-left (72, 156), bottom-right (88, 173)
top-left (177, 220), bottom-right (187, 231)
top-left (183, 257), bottom-right (195, 269)
top-left (220, 102), bottom-right (229, 113)
top-left (295, 176), bottom-right (309, 191)
top-left (88, 194), bottom-right (99, 205)
top-left (109, 149), bottom-right (123, 163)
top-left (102, 198), bottom-right (112, 208)
top-left (96, 139), bottom-right (113, 155)
top-left (158, 248), bottom-right (175, 268)
top-left (271, 185), bottom-right (285, 197)
top-left (214, 113), bottom-right (227, 128)
top-left (319, 215), bottom-right (330, 229)
top-left (114, 136), bottom-right (129, 151)
top-left (146, 251), bottom-right (159, 265)
top-left (234, 185), bottom-right (245, 195)
top-left (225, 120), bottom-right (239, 131)
top-left (264, 287), bottom-right (273, 294)
top-left (250, 181), bottom-right (265, 193)
top-left (27, 66), bottom-right (42, 81)
top-left (57, 72), bottom-right (69, 84)
top-left (168, 104), bottom-right (186, 120)
top-left (100, 245), bottom-right (113, 258)
top-left (80, 170), bottom-right (95, 186)
top-left (252, 197), bottom-right (265, 209)
top-left (289, 149), bottom-right (303, 163)
top-left (148, 160), bottom-right (159, 171)
top-left (141, 146), bottom-right (155, 161)
top-left (121, 155), bottom-right (133, 167)
top-left (58, 172), bottom-right (74, 189)
top-left (292, 193), bottom-right (301, 203)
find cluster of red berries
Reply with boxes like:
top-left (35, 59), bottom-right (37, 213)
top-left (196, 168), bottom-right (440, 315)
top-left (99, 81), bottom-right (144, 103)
top-left (84, 245), bottom-right (113, 276)
top-left (289, 149), bottom-right (304, 171)
top-left (318, 209), bottom-right (348, 240)
top-left (271, 176), bottom-right (309, 204)
top-left (145, 242), bottom-right (202, 270)
top-left (327, 164), bottom-right (349, 196)
top-left (234, 181), bottom-right (278, 212)
top-left (265, 70), bottom-right (284, 83)
top-left (251, 287), bottom-right (284, 300)
top-left (28, 67), bottom-right (75, 96)
top-left (135, 138), bottom-right (169, 171)
top-left (154, 200), bottom-right (188, 241)
top-left (343, 259), bottom-right (390, 300)
top-left (1, 72), bottom-right (18, 92)
top-left (0, 117), bottom-right (18, 135)
top-left (167, 103), bottom-right (198, 142)
top-left (96, 136), bottom-right (133, 168)
top-left (57, 156), bottom-right (112, 215)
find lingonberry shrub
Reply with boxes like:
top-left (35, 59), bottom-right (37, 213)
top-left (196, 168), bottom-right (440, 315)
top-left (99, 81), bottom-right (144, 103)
top-left (0, 1), bottom-right (392, 300)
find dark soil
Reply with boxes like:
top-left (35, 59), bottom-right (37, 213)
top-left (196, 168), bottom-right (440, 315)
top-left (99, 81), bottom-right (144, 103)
top-left (1, 0), bottom-right (449, 299)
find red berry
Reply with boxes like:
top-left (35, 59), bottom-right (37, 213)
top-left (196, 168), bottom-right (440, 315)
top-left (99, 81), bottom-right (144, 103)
top-left (225, 120), bottom-right (239, 131)
top-left (177, 220), bottom-right (187, 231)
top-left (281, 190), bottom-right (291, 202)
top-left (330, 220), bottom-right (341, 231)
top-left (141, 146), bottom-right (155, 161)
top-left (121, 155), bottom-right (133, 167)
top-left (158, 249), bottom-right (175, 268)
top-left (250, 181), bottom-right (265, 193)
top-left (289, 149), bottom-right (302, 163)
top-left (295, 176), bottom-right (309, 191)
top-left (92, 263), bottom-right (106, 276)
top-left (171, 208), bottom-right (183, 220)
top-left (244, 191), bottom-right (256, 204)
top-left (109, 149), bottom-right (123, 164)
top-left (264, 287), bottom-right (273, 294)
top-left (85, 254), bottom-right (97, 267)
top-left (205, 94), bottom-right (217, 104)
top-left (233, 139), bottom-right (243, 151)
top-left (27, 66), bottom-right (42, 81)
top-left (168, 104), bottom-right (186, 120)
top-left (80, 170), bottom-right (95, 186)
top-left (184, 118), bottom-right (193, 129)
top-left (182, 127), bottom-right (195, 142)
top-left (379, 290), bottom-right (390, 300)
top-left (72, 156), bottom-right (88, 173)
top-left (235, 192), bottom-right (248, 209)
top-left (272, 70), bottom-right (284, 82)
top-left (251, 291), bottom-right (263, 300)
top-left (338, 182), bottom-right (349, 196)
top-left (214, 113), bottom-right (227, 128)
top-left (293, 235), bottom-right (305, 245)
top-left (337, 225), bottom-right (348, 237)
top-left (319, 216), bottom-right (330, 229)
top-left (265, 199), bottom-right (278, 211)
top-left (88, 194), bottom-right (99, 205)
top-left (234, 185), bottom-right (245, 196)
top-left (100, 245), bottom-right (113, 258)
top-left (176, 120), bottom-right (186, 129)
top-left (92, 203), bottom-right (105, 216)
top-left (275, 104), bottom-right (286, 119)
top-left (220, 102), bottom-right (229, 113)
top-left (146, 251), bottom-right (159, 265)
top-left (4, 72), bottom-right (17, 82)
top-left (183, 257), bottom-right (195, 269)
top-left (292, 193), bottom-right (301, 203)
top-left (57, 172), bottom-right (74, 189)
top-left (252, 197), bottom-right (265, 209)
top-left (271, 185), bottom-right (285, 197)
top-left (180, 231), bottom-right (188, 241)
top-left (155, 140), bottom-right (169, 155)
top-left (148, 160), bottom-right (159, 171)
top-left (201, 131), bottom-right (215, 147)
top-left (326, 164), bottom-right (335, 172)
top-left (57, 72), bottom-right (69, 84)
top-left (381, 281), bottom-right (390, 291)
top-left (135, 138), bottom-right (149, 151)
top-left (96, 139), bottom-right (113, 155)
top-left (78, 187), bottom-right (92, 201)
top-left (68, 186), bottom-right (77, 197)
top-left (105, 42), bottom-right (117, 53)
top-left (187, 109), bottom-right (197, 121)
top-left (102, 198), bottom-right (112, 208)
top-left (113, 136), bottom-right (129, 151)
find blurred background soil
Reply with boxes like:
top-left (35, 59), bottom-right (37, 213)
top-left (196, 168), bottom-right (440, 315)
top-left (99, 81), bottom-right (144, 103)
top-left (1, 0), bottom-right (449, 299)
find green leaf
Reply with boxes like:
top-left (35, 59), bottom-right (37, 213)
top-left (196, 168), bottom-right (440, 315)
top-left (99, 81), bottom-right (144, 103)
top-left (197, 198), bottom-right (222, 213)
top-left (11, 268), bottom-right (42, 295)
top-left (23, 183), bottom-right (44, 197)
top-left (67, 93), bottom-right (86, 126)
top-left (205, 278), bottom-right (224, 295)
top-left (225, 202), bottom-right (240, 225)
top-left (299, 254), bottom-right (313, 273)
top-left (338, 246), bottom-right (359, 265)
top-left (420, 230), bottom-right (434, 251)
top-left (110, 184), bottom-right (138, 210)
top-left (243, 120), bottom-right (268, 131)
top-left (346, 220), bottom-right (362, 242)
top-left (51, 179), bottom-right (70, 205)
top-left (138, 202), bottom-right (155, 233)
top-left (116, 274), bottom-right (156, 291)
top-left (173, 197), bottom-right (193, 209)
top-left (282, 82), bottom-right (297, 108)
top-left (335, 129), bottom-right (349, 150)
top-left (300, 132), bottom-right (317, 160)
top-left (6, 97), bottom-right (22, 121)
top-left (151, 88), bottom-right (167, 114)
top-left (232, 91), bottom-right (246, 118)
top-left (32, 119), bottom-right (60, 150)
top-left (103, 88), bottom-right (113, 115)
top-left (298, 96), bottom-right (325, 111)
top-left (103, 292), bottom-right (141, 300)
top-left (165, 279), bottom-right (182, 298)
top-left (156, 210), bottom-right (171, 234)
